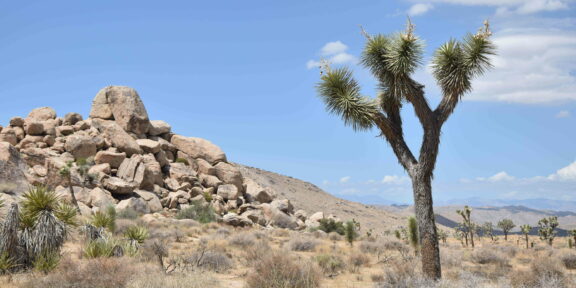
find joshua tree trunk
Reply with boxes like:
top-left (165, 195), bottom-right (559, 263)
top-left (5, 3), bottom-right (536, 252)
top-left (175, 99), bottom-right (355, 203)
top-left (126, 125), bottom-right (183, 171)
top-left (67, 175), bottom-right (81, 213)
top-left (411, 174), bottom-right (441, 279)
top-left (504, 232), bottom-right (508, 241)
top-left (525, 235), bottom-right (529, 249)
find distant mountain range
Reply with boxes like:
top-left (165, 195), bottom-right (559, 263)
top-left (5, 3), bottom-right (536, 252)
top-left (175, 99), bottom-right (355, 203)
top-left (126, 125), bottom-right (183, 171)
top-left (378, 204), bottom-right (576, 236)
top-left (435, 197), bottom-right (576, 212)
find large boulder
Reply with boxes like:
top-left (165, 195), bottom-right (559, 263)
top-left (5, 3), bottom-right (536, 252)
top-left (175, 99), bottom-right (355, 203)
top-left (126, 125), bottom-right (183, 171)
top-left (89, 86), bottom-right (150, 135)
top-left (91, 119), bottom-right (142, 156)
top-left (94, 150), bottom-right (126, 168)
top-left (216, 184), bottom-right (239, 201)
top-left (222, 213), bottom-right (253, 227)
top-left (0, 142), bottom-right (30, 195)
top-left (148, 120), bottom-right (171, 136)
top-left (171, 135), bottom-right (226, 164)
top-left (271, 199), bottom-right (294, 215)
top-left (134, 190), bottom-right (163, 213)
top-left (102, 177), bottom-right (136, 195)
top-left (89, 187), bottom-right (117, 208)
top-left (214, 162), bottom-right (243, 192)
top-left (63, 112), bottom-right (83, 125)
top-left (117, 155), bottom-right (155, 190)
top-left (27, 107), bottom-right (56, 121)
top-left (65, 135), bottom-right (97, 160)
top-left (136, 139), bottom-right (160, 154)
top-left (167, 162), bottom-right (197, 183)
top-left (116, 197), bottom-right (150, 214)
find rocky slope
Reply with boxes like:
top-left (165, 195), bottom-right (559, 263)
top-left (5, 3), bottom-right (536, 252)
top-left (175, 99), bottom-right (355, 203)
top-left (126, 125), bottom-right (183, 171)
top-left (0, 86), bottom-right (407, 234)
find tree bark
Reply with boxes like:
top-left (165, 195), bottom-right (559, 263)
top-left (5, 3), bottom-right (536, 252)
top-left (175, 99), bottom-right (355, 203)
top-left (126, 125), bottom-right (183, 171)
top-left (504, 231), bottom-right (508, 241)
top-left (525, 235), bottom-right (529, 249)
top-left (411, 173), bottom-right (441, 280)
top-left (68, 176), bottom-right (81, 213)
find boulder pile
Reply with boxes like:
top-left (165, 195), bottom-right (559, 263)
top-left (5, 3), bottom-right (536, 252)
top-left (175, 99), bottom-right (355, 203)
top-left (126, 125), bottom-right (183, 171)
top-left (0, 86), bottom-right (324, 230)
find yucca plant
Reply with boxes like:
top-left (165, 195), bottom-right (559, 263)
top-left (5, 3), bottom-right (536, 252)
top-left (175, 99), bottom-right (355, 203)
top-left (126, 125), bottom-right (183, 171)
top-left (0, 204), bottom-right (20, 263)
top-left (0, 252), bottom-right (16, 275)
top-left (124, 225), bottom-right (149, 247)
top-left (90, 209), bottom-right (116, 233)
top-left (58, 158), bottom-right (96, 213)
top-left (83, 238), bottom-right (117, 258)
top-left (315, 20), bottom-right (495, 279)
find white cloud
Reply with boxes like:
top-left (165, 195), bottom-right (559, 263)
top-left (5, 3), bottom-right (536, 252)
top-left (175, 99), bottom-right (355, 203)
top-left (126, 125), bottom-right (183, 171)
top-left (382, 175), bottom-right (411, 184)
top-left (556, 110), bottom-right (571, 118)
top-left (340, 176), bottom-right (351, 183)
top-left (320, 41), bottom-right (348, 56)
top-left (487, 171), bottom-right (515, 182)
top-left (414, 0), bottom-right (570, 14)
top-left (469, 29), bottom-right (576, 104)
top-left (408, 3), bottom-right (434, 16)
top-left (548, 160), bottom-right (576, 180)
top-left (306, 41), bottom-right (357, 69)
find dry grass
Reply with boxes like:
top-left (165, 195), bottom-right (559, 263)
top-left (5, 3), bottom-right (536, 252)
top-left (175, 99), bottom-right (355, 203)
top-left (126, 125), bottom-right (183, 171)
top-left (288, 237), bottom-right (318, 252)
top-left (245, 250), bottom-right (321, 288)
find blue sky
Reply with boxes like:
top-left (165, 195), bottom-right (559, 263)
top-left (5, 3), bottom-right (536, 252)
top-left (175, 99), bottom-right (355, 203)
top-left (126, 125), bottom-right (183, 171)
top-left (1, 0), bottom-right (574, 205)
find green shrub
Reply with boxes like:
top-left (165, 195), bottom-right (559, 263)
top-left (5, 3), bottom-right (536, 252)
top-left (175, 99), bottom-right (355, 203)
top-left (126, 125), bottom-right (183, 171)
top-left (318, 218), bottom-right (345, 235)
top-left (0, 252), bottom-right (16, 274)
top-left (84, 239), bottom-right (117, 258)
top-left (175, 201), bottom-right (216, 224)
top-left (203, 191), bottom-right (213, 202)
top-left (175, 158), bottom-right (189, 165)
top-left (344, 220), bottom-right (360, 246)
top-left (33, 251), bottom-right (60, 274)
top-left (314, 254), bottom-right (345, 274)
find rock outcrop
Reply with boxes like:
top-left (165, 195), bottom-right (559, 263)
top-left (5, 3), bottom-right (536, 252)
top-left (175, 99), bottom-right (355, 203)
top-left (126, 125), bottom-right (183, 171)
top-left (0, 86), bottom-right (321, 231)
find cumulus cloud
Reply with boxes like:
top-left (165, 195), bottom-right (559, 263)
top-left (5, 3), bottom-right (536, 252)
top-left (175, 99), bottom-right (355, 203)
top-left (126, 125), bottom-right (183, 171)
top-left (339, 176), bottom-right (351, 183)
top-left (556, 110), bottom-right (571, 118)
top-left (548, 160), bottom-right (576, 181)
top-left (408, 3), bottom-right (434, 16)
top-left (382, 175), bottom-right (411, 184)
top-left (306, 41), bottom-right (357, 69)
top-left (488, 171), bottom-right (516, 182)
top-left (468, 29), bottom-right (576, 104)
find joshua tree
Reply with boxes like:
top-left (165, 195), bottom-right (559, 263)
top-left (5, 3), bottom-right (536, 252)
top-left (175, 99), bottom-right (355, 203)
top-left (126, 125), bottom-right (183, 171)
top-left (408, 216), bottom-right (419, 255)
top-left (457, 206), bottom-right (475, 248)
top-left (315, 20), bottom-right (495, 279)
top-left (482, 222), bottom-right (494, 241)
top-left (344, 219), bottom-right (360, 246)
top-left (58, 158), bottom-right (95, 213)
top-left (497, 219), bottom-right (515, 241)
top-left (538, 216), bottom-right (558, 246)
top-left (520, 224), bottom-right (531, 249)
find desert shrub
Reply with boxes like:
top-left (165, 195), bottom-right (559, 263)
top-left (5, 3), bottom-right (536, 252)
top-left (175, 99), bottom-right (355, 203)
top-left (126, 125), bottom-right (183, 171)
top-left (314, 254), bottom-right (345, 274)
top-left (0, 252), bottom-right (16, 274)
top-left (344, 220), bottom-right (360, 246)
top-left (347, 252), bottom-right (370, 273)
top-left (317, 218), bottom-right (345, 235)
top-left (328, 232), bottom-right (342, 241)
top-left (245, 250), bottom-right (321, 288)
top-left (359, 241), bottom-right (383, 254)
top-left (440, 248), bottom-right (461, 268)
top-left (512, 256), bottom-right (567, 288)
top-left (175, 201), bottom-right (216, 223)
top-left (244, 240), bottom-right (271, 265)
top-left (186, 250), bottom-right (232, 272)
top-left (229, 232), bottom-right (256, 248)
top-left (561, 253), bottom-right (576, 270)
top-left (117, 207), bottom-right (139, 219)
top-left (470, 247), bottom-right (508, 266)
top-left (288, 237), bottom-right (318, 252)
top-left (495, 245), bottom-right (518, 258)
top-left (375, 259), bottom-right (419, 288)
top-left (21, 257), bottom-right (137, 288)
top-left (126, 271), bottom-right (219, 288)
top-left (83, 238), bottom-right (119, 258)
top-left (215, 227), bottom-right (231, 236)
top-left (33, 251), bottom-right (60, 274)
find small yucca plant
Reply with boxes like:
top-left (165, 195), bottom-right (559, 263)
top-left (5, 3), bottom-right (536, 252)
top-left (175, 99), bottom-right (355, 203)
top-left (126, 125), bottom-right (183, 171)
top-left (124, 225), bottom-right (149, 246)
top-left (0, 252), bottom-right (16, 275)
top-left (83, 238), bottom-right (117, 258)
top-left (91, 209), bottom-right (116, 233)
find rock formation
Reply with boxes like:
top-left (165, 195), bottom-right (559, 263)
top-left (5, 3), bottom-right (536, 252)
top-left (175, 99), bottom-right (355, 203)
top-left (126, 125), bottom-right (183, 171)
top-left (0, 86), bottom-right (325, 230)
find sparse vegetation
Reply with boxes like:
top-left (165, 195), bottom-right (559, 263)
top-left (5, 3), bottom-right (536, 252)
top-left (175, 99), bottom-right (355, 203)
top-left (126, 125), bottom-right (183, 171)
top-left (245, 250), bottom-right (321, 288)
top-left (498, 218), bottom-right (516, 241)
top-left (175, 200), bottom-right (216, 223)
top-left (538, 216), bottom-right (559, 246)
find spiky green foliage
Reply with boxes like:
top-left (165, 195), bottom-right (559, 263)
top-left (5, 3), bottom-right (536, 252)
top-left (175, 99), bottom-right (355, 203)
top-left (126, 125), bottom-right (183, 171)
top-left (54, 203), bottom-right (79, 227)
top-left (344, 219), bottom-right (360, 246)
top-left (91, 209), bottom-right (116, 232)
top-left (497, 219), bottom-right (516, 241)
top-left (0, 252), bottom-right (16, 274)
top-left (20, 186), bottom-right (59, 222)
top-left (124, 225), bottom-right (149, 245)
top-left (408, 216), bottom-right (419, 253)
top-left (394, 230), bottom-right (401, 240)
top-left (538, 216), bottom-right (559, 246)
top-left (317, 218), bottom-right (345, 235)
top-left (317, 67), bottom-right (378, 131)
top-left (83, 238), bottom-right (118, 258)
top-left (33, 251), bottom-right (60, 274)
top-left (520, 224), bottom-right (531, 249)
top-left (482, 222), bottom-right (495, 241)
